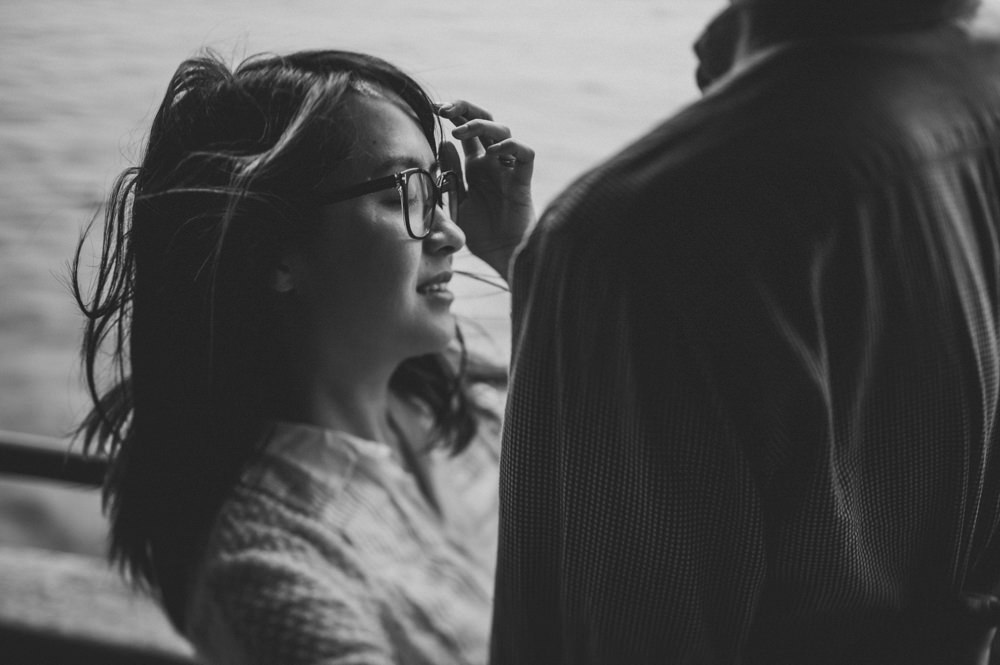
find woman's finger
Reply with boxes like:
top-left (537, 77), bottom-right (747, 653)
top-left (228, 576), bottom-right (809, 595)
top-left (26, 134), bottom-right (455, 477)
top-left (485, 138), bottom-right (536, 168)
top-left (452, 119), bottom-right (512, 155)
top-left (436, 100), bottom-right (501, 158)
top-left (450, 116), bottom-right (485, 160)
top-left (435, 99), bottom-right (494, 123)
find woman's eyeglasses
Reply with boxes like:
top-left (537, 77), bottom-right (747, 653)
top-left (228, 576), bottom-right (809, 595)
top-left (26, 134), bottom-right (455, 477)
top-left (319, 168), bottom-right (461, 240)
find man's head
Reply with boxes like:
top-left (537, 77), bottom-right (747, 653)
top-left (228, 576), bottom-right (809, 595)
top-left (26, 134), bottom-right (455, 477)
top-left (730, 0), bottom-right (981, 32)
top-left (694, 0), bottom-right (983, 91)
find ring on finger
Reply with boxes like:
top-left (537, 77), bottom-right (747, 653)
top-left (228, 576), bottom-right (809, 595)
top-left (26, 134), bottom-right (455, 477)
top-left (498, 154), bottom-right (517, 168)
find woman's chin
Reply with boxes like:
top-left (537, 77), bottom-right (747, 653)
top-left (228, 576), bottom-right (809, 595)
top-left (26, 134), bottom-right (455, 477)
top-left (407, 316), bottom-right (459, 358)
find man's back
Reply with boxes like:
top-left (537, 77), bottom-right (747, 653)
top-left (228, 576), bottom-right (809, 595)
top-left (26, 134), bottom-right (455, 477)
top-left (495, 18), bottom-right (1000, 664)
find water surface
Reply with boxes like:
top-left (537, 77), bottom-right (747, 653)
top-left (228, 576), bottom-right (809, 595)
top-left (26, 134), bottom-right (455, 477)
top-left (0, 0), bottom-right (720, 553)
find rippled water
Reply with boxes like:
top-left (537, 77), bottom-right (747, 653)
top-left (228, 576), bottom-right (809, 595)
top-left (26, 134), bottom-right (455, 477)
top-left (0, 0), bottom-right (720, 552)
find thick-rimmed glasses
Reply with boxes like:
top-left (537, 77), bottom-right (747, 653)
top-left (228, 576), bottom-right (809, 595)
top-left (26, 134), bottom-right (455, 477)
top-left (319, 168), bottom-right (461, 240)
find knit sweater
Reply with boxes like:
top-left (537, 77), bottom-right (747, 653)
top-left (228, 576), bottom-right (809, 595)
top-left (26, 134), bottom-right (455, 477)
top-left (183, 396), bottom-right (501, 665)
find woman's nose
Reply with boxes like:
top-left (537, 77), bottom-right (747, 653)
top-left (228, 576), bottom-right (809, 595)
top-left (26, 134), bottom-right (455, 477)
top-left (424, 205), bottom-right (466, 255)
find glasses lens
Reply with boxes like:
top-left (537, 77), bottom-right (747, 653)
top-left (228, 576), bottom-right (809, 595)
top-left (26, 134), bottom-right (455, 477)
top-left (441, 172), bottom-right (459, 224)
top-left (404, 171), bottom-right (434, 237)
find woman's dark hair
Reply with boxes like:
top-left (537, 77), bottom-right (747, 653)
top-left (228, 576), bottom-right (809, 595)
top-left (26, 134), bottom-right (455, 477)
top-left (71, 49), bottom-right (496, 628)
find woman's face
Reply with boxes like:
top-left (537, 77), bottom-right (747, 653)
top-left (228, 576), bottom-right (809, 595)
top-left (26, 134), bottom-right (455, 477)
top-left (283, 91), bottom-right (466, 368)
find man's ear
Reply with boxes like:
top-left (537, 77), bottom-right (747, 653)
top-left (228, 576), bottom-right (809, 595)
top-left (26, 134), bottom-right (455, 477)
top-left (693, 4), bottom-right (744, 93)
top-left (271, 254), bottom-right (296, 294)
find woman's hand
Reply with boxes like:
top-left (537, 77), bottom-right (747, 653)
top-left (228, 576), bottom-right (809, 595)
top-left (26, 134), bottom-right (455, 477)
top-left (435, 100), bottom-right (535, 282)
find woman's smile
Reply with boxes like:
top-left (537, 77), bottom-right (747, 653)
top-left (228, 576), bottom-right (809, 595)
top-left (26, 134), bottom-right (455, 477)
top-left (417, 271), bottom-right (454, 301)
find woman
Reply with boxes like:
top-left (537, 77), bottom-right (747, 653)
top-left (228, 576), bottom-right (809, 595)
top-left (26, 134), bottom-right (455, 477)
top-left (72, 49), bottom-right (534, 664)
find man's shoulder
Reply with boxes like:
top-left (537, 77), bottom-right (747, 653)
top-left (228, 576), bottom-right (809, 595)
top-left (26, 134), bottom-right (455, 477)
top-left (545, 28), bottom-right (1000, 235)
top-left (536, 71), bottom-right (803, 242)
top-left (543, 53), bottom-right (827, 222)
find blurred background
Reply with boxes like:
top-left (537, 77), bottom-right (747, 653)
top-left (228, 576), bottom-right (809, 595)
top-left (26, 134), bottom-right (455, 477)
top-left (0, 0), bottom-right (724, 558)
top-left (7, 0), bottom-right (998, 562)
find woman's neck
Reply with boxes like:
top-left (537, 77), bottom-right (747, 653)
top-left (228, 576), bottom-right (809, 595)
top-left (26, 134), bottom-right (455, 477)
top-left (301, 379), bottom-right (394, 442)
top-left (270, 344), bottom-right (401, 443)
top-left (267, 340), bottom-right (445, 514)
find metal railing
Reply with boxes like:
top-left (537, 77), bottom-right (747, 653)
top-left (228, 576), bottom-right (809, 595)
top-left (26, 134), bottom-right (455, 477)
top-left (0, 429), bottom-right (199, 663)
top-left (0, 430), bottom-right (106, 487)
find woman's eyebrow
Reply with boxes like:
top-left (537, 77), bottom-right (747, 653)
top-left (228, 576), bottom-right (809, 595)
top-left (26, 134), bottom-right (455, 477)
top-left (370, 156), bottom-right (439, 176)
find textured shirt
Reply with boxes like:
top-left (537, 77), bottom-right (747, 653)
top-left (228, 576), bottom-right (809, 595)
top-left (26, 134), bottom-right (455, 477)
top-left (184, 391), bottom-right (501, 665)
top-left (493, 23), bottom-right (1000, 664)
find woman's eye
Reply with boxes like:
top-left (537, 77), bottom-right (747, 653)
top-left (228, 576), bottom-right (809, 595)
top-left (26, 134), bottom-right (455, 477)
top-left (380, 193), bottom-right (403, 209)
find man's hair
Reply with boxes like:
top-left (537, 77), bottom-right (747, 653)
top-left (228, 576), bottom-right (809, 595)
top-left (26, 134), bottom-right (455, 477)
top-left (735, 0), bottom-right (981, 31)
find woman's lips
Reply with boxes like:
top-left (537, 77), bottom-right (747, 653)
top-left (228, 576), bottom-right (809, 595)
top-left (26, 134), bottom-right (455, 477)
top-left (416, 271), bottom-right (453, 294)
